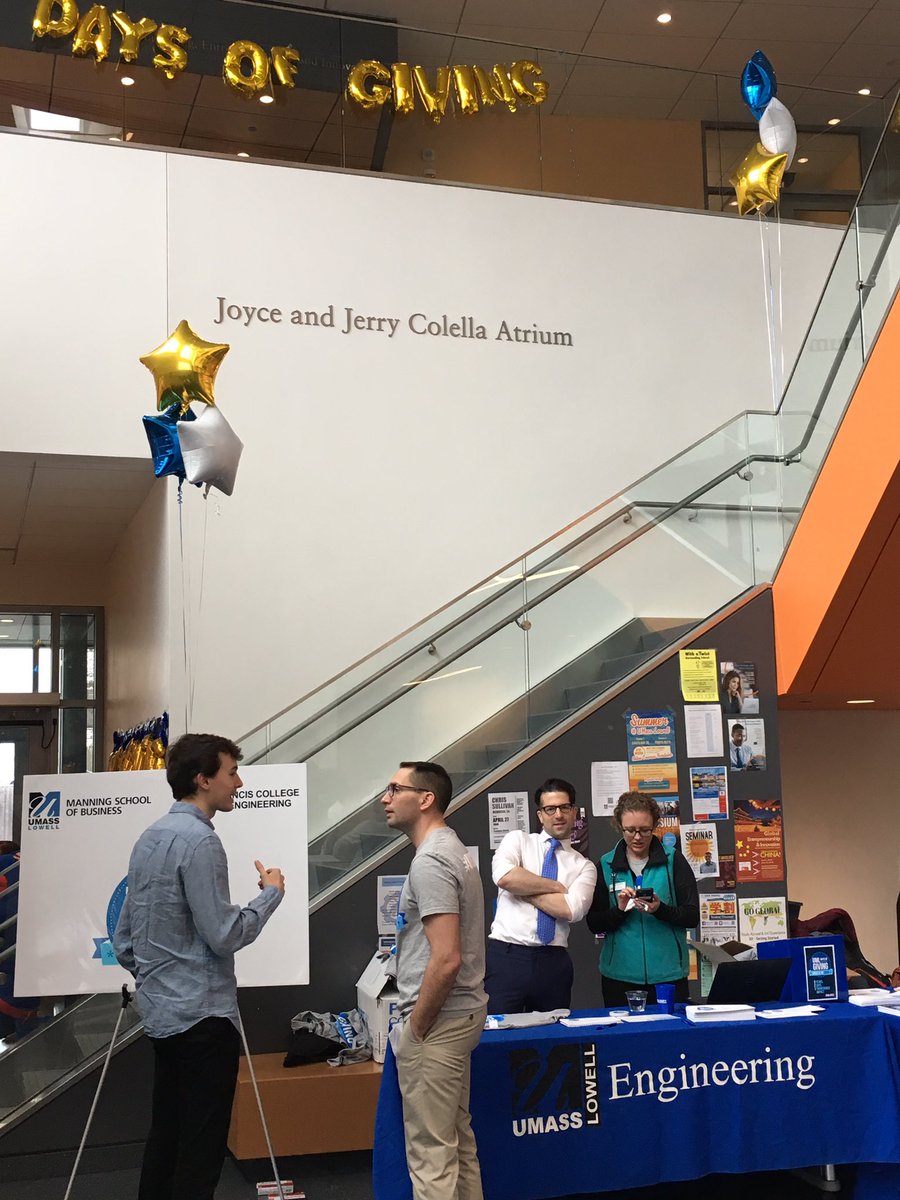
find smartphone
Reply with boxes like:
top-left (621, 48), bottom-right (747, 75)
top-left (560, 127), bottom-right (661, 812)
top-left (635, 887), bottom-right (654, 900)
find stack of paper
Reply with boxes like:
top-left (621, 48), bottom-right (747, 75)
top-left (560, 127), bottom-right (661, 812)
top-left (756, 1005), bottom-right (824, 1019)
top-left (619, 1013), bottom-right (681, 1024)
top-left (848, 989), bottom-right (900, 1008)
top-left (685, 1004), bottom-right (755, 1023)
top-left (560, 1015), bottom-right (622, 1027)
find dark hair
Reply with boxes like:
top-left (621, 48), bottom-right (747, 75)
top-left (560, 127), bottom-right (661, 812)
top-left (399, 761), bottom-right (453, 813)
top-left (535, 778), bottom-right (576, 808)
top-left (167, 733), bottom-right (242, 800)
top-left (0, 840), bottom-right (20, 856)
top-left (721, 669), bottom-right (742, 692)
top-left (612, 791), bottom-right (660, 832)
top-left (731, 723), bottom-right (745, 734)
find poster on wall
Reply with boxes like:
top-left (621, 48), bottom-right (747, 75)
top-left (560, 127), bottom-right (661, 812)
top-left (689, 765), bottom-right (729, 821)
top-left (734, 798), bottom-right (784, 882)
top-left (738, 896), bottom-right (788, 945)
top-left (590, 761), bottom-right (629, 817)
top-left (679, 649), bottom-right (719, 702)
top-left (727, 718), bottom-right (766, 771)
top-left (700, 893), bottom-right (739, 946)
top-left (624, 709), bottom-right (677, 764)
top-left (656, 798), bottom-right (681, 851)
top-left (377, 875), bottom-right (406, 938)
top-left (489, 792), bottom-right (529, 849)
top-left (715, 854), bottom-right (737, 890)
top-left (15, 765), bottom-right (309, 995)
top-left (628, 762), bottom-right (678, 794)
top-left (681, 822), bottom-right (720, 879)
top-left (683, 704), bottom-right (724, 758)
top-left (719, 660), bottom-right (760, 714)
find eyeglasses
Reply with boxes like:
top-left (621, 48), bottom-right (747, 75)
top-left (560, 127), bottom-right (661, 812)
top-left (622, 826), bottom-right (654, 838)
top-left (384, 783), bottom-right (428, 798)
top-left (539, 803), bottom-right (575, 816)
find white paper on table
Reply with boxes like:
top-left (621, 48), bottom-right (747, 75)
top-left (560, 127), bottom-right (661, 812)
top-left (878, 1005), bottom-right (900, 1018)
top-left (619, 1013), bottom-right (681, 1023)
top-left (683, 704), bottom-right (724, 758)
top-left (591, 761), bottom-right (629, 817)
top-left (488, 792), bottom-right (529, 850)
top-left (560, 1016), bottom-right (622, 1027)
top-left (756, 1006), bottom-right (824, 1019)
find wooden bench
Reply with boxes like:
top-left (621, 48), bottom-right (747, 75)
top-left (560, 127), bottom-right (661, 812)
top-left (228, 1054), bottom-right (383, 1159)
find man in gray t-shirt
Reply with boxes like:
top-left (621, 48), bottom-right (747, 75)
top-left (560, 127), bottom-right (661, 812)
top-left (383, 761), bottom-right (487, 1200)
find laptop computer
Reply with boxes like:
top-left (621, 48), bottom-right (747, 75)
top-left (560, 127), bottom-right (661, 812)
top-left (707, 957), bottom-right (792, 1004)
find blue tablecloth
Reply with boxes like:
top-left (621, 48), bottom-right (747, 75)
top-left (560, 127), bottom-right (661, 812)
top-left (373, 1006), bottom-right (900, 1200)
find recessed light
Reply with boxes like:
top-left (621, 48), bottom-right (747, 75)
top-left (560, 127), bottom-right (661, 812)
top-left (657, 11), bottom-right (672, 23)
top-left (797, 156), bottom-right (809, 163)
top-left (109, 135), bottom-right (121, 142)
top-left (827, 117), bottom-right (841, 125)
top-left (0, 635), bottom-right (8, 640)
top-left (237, 151), bottom-right (250, 158)
top-left (0, 618), bottom-right (13, 624)
top-left (858, 88), bottom-right (870, 96)
top-left (259, 93), bottom-right (275, 105)
top-left (847, 699), bottom-right (874, 704)
top-left (728, 199), bottom-right (738, 207)
top-left (121, 75), bottom-right (135, 87)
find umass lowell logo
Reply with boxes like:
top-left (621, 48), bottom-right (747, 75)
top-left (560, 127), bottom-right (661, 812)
top-left (28, 790), bottom-right (61, 831)
top-left (508, 1042), bottom-right (601, 1136)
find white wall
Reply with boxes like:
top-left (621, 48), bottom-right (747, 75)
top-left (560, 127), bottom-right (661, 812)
top-left (104, 482), bottom-right (172, 740)
top-left (0, 131), bottom-right (842, 740)
top-left (780, 710), bottom-right (900, 977)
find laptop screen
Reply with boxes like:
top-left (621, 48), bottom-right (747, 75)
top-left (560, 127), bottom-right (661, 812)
top-left (707, 957), bottom-right (791, 1004)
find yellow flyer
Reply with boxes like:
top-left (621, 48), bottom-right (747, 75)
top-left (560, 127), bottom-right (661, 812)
top-left (627, 762), bottom-right (678, 794)
top-left (679, 648), bottom-right (719, 702)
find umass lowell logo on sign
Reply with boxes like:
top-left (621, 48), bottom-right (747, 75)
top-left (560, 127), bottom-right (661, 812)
top-left (508, 1042), bottom-right (601, 1136)
top-left (28, 791), bottom-right (61, 831)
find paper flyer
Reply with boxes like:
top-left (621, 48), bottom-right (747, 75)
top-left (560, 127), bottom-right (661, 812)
top-left (679, 649), bottom-right (719, 702)
top-left (656, 798), bottom-right (681, 851)
top-left (571, 807), bottom-right (590, 858)
top-left (689, 765), bottom-right (728, 821)
top-left (738, 895), bottom-right (788, 945)
top-left (699, 893), bottom-right (738, 945)
top-left (734, 798), bottom-right (784, 882)
top-left (488, 791), bottom-right (530, 849)
top-left (590, 761), bottom-right (629, 817)
top-left (377, 875), bottom-right (406, 936)
top-left (719, 660), bottom-right (760, 715)
top-left (727, 718), bottom-right (766, 771)
top-left (715, 854), bottom-right (737, 890)
top-left (683, 704), bottom-right (724, 758)
top-left (681, 823), bottom-right (720, 879)
top-left (625, 709), bottom-right (677, 764)
top-left (628, 762), bottom-right (678, 794)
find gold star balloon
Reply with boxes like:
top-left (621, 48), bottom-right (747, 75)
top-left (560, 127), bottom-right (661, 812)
top-left (140, 320), bottom-right (230, 411)
top-left (730, 142), bottom-right (788, 216)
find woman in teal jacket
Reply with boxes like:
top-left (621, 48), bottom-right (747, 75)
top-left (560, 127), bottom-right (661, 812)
top-left (586, 792), bottom-right (699, 1008)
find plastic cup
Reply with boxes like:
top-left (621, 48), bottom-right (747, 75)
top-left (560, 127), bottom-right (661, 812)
top-left (625, 990), bottom-right (648, 1014)
top-left (656, 983), bottom-right (675, 1014)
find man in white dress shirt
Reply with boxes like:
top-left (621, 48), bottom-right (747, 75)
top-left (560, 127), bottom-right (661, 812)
top-left (485, 778), bottom-right (598, 1013)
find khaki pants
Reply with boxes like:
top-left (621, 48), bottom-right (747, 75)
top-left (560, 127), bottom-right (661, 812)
top-left (395, 1005), bottom-right (488, 1200)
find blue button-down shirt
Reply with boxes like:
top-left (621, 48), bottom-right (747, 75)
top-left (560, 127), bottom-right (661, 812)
top-left (113, 802), bottom-right (283, 1039)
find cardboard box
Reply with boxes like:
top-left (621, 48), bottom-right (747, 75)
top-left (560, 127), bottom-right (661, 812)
top-left (356, 952), bottom-right (401, 1063)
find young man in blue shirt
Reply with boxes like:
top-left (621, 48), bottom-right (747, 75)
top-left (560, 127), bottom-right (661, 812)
top-left (114, 733), bottom-right (285, 1200)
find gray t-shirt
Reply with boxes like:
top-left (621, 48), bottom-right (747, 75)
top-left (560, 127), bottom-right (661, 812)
top-left (396, 826), bottom-right (487, 1019)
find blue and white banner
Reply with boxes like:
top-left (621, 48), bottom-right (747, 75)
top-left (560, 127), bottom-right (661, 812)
top-left (15, 764), bottom-right (307, 995)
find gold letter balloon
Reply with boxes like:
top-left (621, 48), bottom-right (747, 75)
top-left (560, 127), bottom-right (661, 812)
top-left (223, 39), bottom-right (270, 98)
top-left (32, 0), bottom-right (78, 37)
top-left (153, 23), bottom-right (190, 78)
top-left (72, 3), bottom-right (111, 59)
top-left (271, 45), bottom-right (300, 88)
top-left (111, 11), bottom-right (158, 61)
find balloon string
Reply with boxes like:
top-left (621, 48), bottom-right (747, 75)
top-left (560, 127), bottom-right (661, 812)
top-left (177, 480), bottom-right (190, 735)
top-left (189, 494), bottom-right (210, 726)
top-left (758, 210), bottom-right (782, 411)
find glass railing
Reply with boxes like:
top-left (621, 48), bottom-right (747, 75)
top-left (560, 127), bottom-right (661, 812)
top-left (239, 90), bottom-right (900, 902)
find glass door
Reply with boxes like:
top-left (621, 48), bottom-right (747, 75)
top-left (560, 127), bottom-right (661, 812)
top-left (0, 720), bottom-right (56, 843)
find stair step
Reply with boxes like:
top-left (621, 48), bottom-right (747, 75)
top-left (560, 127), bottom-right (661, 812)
top-left (638, 622), bottom-right (697, 653)
top-left (484, 740), bottom-right (529, 767)
top-left (527, 710), bottom-right (571, 738)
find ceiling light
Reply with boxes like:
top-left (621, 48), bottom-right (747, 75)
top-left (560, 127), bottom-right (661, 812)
top-left (0, 619), bottom-right (12, 624)
top-left (728, 199), bottom-right (738, 206)
top-left (109, 135), bottom-right (121, 142)
top-left (858, 88), bottom-right (870, 96)
top-left (656, 11), bottom-right (672, 23)
top-left (259, 93), bottom-right (274, 105)
top-left (0, 635), bottom-right (8, 640)
top-left (797, 156), bottom-right (809, 163)
top-left (237, 151), bottom-right (250, 158)
top-left (121, 75), bottom-right (135, 87)
top-left (827, 117), bottom-right (841, 125)
top-left (847, 699), bottom-right (875, 704)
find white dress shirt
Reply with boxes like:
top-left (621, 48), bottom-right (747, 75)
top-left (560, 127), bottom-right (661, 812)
top-left (489, 829), bottom-right (598, 949)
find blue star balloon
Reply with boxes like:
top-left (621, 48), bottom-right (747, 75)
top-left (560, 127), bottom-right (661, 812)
top-left (142, 401), bottom-right (196, 479)
top-left (741, 50), bottom-right (777, 121)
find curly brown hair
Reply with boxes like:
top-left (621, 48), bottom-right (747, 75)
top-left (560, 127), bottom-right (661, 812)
top-left (611, 791), bottom-right (660, 832)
